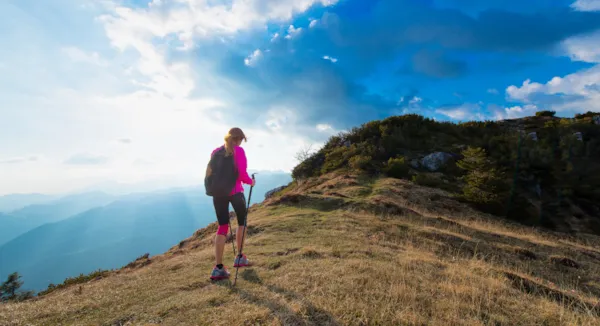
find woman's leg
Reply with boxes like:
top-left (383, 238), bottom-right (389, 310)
top-left (230, 192), bottom-right (248, 254)
top-left (213, 196), bottom-right (230, 266)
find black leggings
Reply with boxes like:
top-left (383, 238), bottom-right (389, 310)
top-left (213, 192), bottom-right (247, 227)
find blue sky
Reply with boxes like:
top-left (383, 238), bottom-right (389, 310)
top-left (2, 0), bottom-right (600, 194)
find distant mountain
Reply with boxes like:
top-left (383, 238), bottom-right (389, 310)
top-left (0, 172), bottom-right (291, 292)
top-left (0, 192), bottom-right (116, 246)
top-left (0, 213), bottom-right (36, 247)
top-left (0, 193), bottom-right (57, 213)
top-left (0, 190), bottom-right (212, 292)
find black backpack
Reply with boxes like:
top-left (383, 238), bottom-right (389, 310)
top-left (204, 146), bottom-right (238, 197)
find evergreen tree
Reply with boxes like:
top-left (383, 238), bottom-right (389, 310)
top-left (0, 272), bottom-right (33, 302)
top-left (457, 147), bottom-right (506, 204)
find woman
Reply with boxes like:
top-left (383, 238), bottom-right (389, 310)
top-left (209, 127), bottom-right (255, 281)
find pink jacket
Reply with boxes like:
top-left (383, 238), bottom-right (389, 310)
top-left (211, 145), bottom-right (253, 196)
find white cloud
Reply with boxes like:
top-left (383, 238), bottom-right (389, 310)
top-left (323, 55), bottom-right (338, 63)
top-left (503, 26), bottom-right (600, 114)
top-left (285, 25), bottom-right (302, 39)
top-left (271, 32), bottom-right (280, 42)
top-left (492, 104), bottom-right (539, 120)
top-left (409, 96), bottom-right (422, 104)
top-left (244, 49), bottom-right (263, 67)
top-left (506, 79), bottom-right (544, 102)
top-left (62, 47), bottom-right (109, 66)
top-left (436, 108), bottom-right (470, 120)
top-left (436, 103), bottom-right (482, 121)
top-left (264, 107), bottom-right (297, 131)
top-left (309, 19), bottom-right (318, 28)
top-left (487, 88), bottom-right (499, 94)
top-left (571, 0), bottom-right (600, 11)
top-left (99, 0), bottom-right (336, 48)
top-left (316, 123), bottom-right (333, 131)
top-left (0, 0), bottom-right (341, 195)
top-left (506, 66), bottom-right (600, 112)
top-left (562, 30), bottom-right (600, 63)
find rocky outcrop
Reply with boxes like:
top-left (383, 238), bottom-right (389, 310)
top-left (265, 185), bottom-right (287, 200)
top-left (421, 152), bottom-right (454, 171)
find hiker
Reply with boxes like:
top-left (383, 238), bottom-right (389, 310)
top-left (207, 127), bottom-right (255, 281)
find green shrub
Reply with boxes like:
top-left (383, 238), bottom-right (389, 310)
top-left (38, 269), bottom-right (111, 297)
top-left (349, 155), bottom-right (373, 171)
top-left (535, 110), bottom-right (556, 117)
top-left (544, 120), bottom-right (559, 128)
top-left (574, 111), bottom-right (600, 119)
top-left (292, 151), bottom-right (325, 180)
top-left (411, 173), bottom-right (444, 187)
top-left (384, 157), bottom-right (409, 179)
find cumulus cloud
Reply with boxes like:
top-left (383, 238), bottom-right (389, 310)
top-left (492, 104), bottom-right (540, 120)
top-left (244, 49), bottom-right (263, 67)
top-left (436, 103), bottom-right (483, 121)
top-left (562, 30), bottom-right (600, 63)
top-left (506, 67), bottom-right (600, 112)
top-left (316, 123), bottom-right (333, 131)
top-left (285, 25), bottom-right (302, 39)
top-left (322, 55), bottom-right (338, 63)
top-left (571, 0), bottom-right (600, 11)
top-left (64, 153), bottom-right (109, 165)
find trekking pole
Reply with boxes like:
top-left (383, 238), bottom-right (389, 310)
top-left (233, 173), bottom-right (257, 287)
top-left (228, 218), bottom-right (236, 257)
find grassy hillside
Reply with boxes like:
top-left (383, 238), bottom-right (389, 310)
top-left (2, 172), bottom-right (599, 325)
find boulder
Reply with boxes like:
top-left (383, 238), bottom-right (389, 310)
top-left (421, 152), bottom-right (454, 172)
top-left (265, 185), bottom-right (287, 200)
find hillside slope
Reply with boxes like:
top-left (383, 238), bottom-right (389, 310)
top-left (2, 173), bottom-right (599, 325)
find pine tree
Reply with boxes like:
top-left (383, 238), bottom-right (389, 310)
top-left (1, 272), bottom-right (32, 302)
top-left (457, 147), bottom-right (506, 204)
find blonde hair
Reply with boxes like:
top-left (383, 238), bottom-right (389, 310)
top-left (224, 127), bottom-right (247, 156)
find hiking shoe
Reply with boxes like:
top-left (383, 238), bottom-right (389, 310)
top-left (233, 254), bottom-right (252, 268)
top-left (210, 265), bottom-right (230, 281)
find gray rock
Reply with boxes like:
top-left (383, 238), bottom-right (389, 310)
top-left (265, 185), bottom-right (287, 200)
top-left (421, 152), bottom-right (454, 172)
top-left (528, 132), bottom-right (538, 141)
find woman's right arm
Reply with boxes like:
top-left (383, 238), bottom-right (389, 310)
top-left (236, 147), bottom-right (253, 185)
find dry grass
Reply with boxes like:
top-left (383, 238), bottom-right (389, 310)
top-left (2, 174), bottom-right (600, 326)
